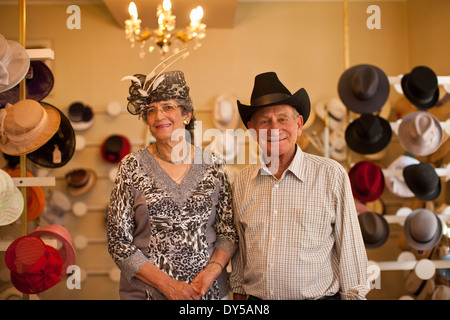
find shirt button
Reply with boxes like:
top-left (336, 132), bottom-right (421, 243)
top-left (273, 210), bottom-right (277, 215)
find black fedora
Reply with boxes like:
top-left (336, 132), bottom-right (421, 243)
top-left (345, 114), bottom-right (392, 154)
top-left (27, 102), bottom-right (76, 168)
top-left (237, 72), bottom-right (310, 128)
top-left (338, 64), bottom-right (390, 114)
top-left (403, 162), bottom-right (441, 201)
top-left (401, 66), bottom-right (439, 110)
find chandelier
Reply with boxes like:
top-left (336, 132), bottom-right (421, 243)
top-left (125, 0), bottom-right (206, 57)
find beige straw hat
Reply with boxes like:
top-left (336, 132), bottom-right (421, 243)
top-left (0, 99), bottom-right (60, 155)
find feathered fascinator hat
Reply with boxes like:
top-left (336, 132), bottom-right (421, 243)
top-left (122, 49), bottom-right (190, 116)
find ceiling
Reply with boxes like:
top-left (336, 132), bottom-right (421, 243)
top-left (102, 0), bottom-right (238, 28)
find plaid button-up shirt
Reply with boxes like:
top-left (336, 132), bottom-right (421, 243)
top-left (230, 145), bottom-right (369, 300)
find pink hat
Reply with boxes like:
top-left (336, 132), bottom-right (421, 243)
top-left (29, 224), bottom-right (76, 272)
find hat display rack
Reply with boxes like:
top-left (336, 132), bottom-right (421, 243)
top-left (336, 0), bottom-right (450, 299)
top-left (0, 0), bottom-right (75, 300)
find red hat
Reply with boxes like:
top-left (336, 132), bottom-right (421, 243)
top-left (100, 134), bottom-right (130, 163)
top-left (349, 161), bottom-right (385, 202)
top-left (5, 235), bottom-right (62, 294)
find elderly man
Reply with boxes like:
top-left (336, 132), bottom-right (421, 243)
top-left (230, 72), bottom-right (369, 300)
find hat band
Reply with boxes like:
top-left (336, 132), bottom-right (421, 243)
top-left (0, 104), bottom-right (49, 146)
top-left (252, 93), bottom-right (291, 106)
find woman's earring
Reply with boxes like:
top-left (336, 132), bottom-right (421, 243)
top-left (183, 119), bottom-right (190, 125)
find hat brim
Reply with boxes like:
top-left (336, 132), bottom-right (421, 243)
top-left (27, 102), bottom-right (75, 168)
top-left (0, 185), bottom-right (24, 226)
top-left (0, 103), bottom-right (61, 156)
top-left (0, 40), bottom-right (30, 95)
top-left (345, 115), bottom-right (392, 154)
top-left (67, 169), bottom-right (97, 197)
top-left (29, 224), bottom-right (76, 271)
top-left (403, 209), bottom-right (443, 251)
top-left (338, 64), bottom-right (390, 114)
top-left (401, 73), bottom-right (440, 110)
top-left (237, 88), bottom-right (310, 128)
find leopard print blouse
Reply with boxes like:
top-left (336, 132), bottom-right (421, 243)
top-left (106, 146), bottom-right (238, 300)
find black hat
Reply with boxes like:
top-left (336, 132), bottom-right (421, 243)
top-left (27, 102), bottom-right (76, 168)
top-left (401, 66), bottom-right (439, 110)
top-left (0, 61), bottom-right (54, 105)
top-left (403, 162), bottom-right (441, 201)
top-left (237, 72), bottom-right (310, 128)
top-left (345, 114), bottom-right (392, 154)
top-left (338, 64), bottom-right (390, 114)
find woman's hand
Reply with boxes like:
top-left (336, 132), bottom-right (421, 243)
top-left (160, 278), bottom-right (201, 300)
top-left (190, 262), bottom-right (223, 297)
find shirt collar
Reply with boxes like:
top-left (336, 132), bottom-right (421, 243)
top-left (250, 144), bottom-right (304, 182)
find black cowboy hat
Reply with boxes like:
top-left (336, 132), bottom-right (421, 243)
top-left (237, 72), bottom-right (310, 128)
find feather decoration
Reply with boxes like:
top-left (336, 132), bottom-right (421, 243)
top-left (145, 48), bottom-right (189, 93)
top-left (149, 74), bottom-right (166, 92)
top-left (120, 75), bottom-right (143, 87)
top-left (138, 89), bottom-right (149, 97)
top-left (144, 47), bottom-right (189, 85)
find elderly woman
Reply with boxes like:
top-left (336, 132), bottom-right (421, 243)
top-left (107, 70), bottom-right (238, 300)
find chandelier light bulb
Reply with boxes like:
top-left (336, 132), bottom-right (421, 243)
top-left (163, 0), bottom-right (172, 11)
top-left (190, 6), bottom-right (203, 25)
top-left (128, 2), bottom-right (138, 20)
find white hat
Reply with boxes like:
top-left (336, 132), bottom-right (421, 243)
top-left (0, 34), bottom-right (30, 94)
top-left (0, 169), bottom-right (24, 226)
top-left (328, 130), bottom-right (347, 162)
top-left (207, 130), bottom-right (239, 163)
top-left (431, 285), bottom-right (450, 300)
top-left (314, 97), bottom-right (346, 131)
top-left (385, 155), bottom-right (419, 198)
top-left (398, 111), bottom-right (443, 156)
top-left (213, 94), bottom-right (240, 131)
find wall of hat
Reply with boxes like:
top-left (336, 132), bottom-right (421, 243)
top-left (1, 0), bottom-right (450, 300)
top-left (330, 64), bottom-right (450, 299)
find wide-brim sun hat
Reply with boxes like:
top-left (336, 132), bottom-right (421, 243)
top-left (0, 99), bottom-right (61, 156)
top-left (338, 64), bottom-right (390, 114)
top-left (0, 61), bottom-right (54, 105)
top-left (345, 113), bottom-right (392, 155)
top-left (348, 161), bottom-right (385, 202)
top-left (27, 102), bottom-right (75, 168)
top-left (403, 208), bottom-right (442, 251)
top-left (237, 72), bottom-right (310, 128)
top-left (0, 168), bottom-right (24, 226)
top-left (29, 224), bottom-right (76, 272)
top-left (358, 211), bottom-right (390, 249)
top-left (401, 66), bottom-right (439, 110)
top-left (0, 34), bottom-right (30, 94)
top-left (397, 110), bottom-right (443, 157)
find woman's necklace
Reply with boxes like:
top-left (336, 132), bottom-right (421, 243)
top-left (155, 143), bottom-right (190, 165)
top-left (172, 163), bottom-right (190, 187)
